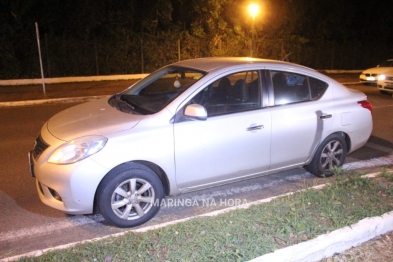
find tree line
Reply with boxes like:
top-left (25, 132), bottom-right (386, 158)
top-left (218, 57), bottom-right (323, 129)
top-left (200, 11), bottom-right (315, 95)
top-left (1, 0), bottom-right (392, 79)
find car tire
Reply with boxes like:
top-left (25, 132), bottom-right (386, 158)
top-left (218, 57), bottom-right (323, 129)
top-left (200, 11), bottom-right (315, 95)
top-left (96, 162), bottom-right (164, 228)
top-left (306, 133), bottom-right (347, 177)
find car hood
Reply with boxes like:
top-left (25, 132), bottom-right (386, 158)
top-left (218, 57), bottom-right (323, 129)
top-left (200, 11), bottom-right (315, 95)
top-left (362, 67), bottom-right (393, 74)
top-left (47, 97), bottom-right (144, 141)
top-left (378, 68), bottom-right (393, 76)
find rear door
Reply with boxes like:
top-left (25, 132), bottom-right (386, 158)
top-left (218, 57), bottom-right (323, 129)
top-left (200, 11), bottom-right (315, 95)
top-left (267, 70), bottom-right (334, 169)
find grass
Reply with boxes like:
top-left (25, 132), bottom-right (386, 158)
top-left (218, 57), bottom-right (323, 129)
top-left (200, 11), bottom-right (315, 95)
top-left (17, 169), bottom-right (393, 262)
top-left (380, 167), bottom-right (393, 182)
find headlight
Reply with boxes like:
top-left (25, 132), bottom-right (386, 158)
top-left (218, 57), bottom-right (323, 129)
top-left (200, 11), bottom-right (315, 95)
top-left (48, 136), bottom-right (107, 164)
top-left (378, 74), bottom-right (386, 81)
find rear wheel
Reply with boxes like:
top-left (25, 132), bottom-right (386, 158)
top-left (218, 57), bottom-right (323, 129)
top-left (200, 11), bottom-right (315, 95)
top-left (306, 134), bottom-right (347, 177)
top-left (97, 163), bottom-right (164, 228)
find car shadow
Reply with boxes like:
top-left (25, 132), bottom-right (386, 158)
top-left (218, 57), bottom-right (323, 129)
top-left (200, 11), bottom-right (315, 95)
top-left (348, 136), bottom-right (393, 160)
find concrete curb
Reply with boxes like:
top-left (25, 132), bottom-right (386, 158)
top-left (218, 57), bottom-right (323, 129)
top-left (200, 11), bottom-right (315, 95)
top-left (250, 211), bottom-right (393, 262)
top-left (0, 95), bottom-right (108, 108)
top-left (2, 172), bottom-right (392, 262)
top-left (0, 71), bottom-right (361, 86)
top-left (0, 74), bottom-right (148, 86)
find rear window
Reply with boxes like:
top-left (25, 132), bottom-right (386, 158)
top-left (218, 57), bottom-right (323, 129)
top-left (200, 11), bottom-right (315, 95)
top-left (271, 71), bottom-right (328, 105)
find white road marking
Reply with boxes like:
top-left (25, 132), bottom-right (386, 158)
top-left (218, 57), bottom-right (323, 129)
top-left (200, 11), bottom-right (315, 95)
top-left (172, 153), bottom-right (393, 204)
top-left (3, 171), bottom-right (391, 262)
top-left (344, 155), bottom-right (393, 170)
top-left (175, 173), bottom-right (311, 203)
top-left (0, 216), bottom-right (96, 242)
top-left (1, 154), bottom-right (392, 245)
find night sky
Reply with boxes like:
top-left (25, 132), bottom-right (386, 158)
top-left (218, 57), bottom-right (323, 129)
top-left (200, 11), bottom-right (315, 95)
top-left (1, 0), bottom-right (393, 78)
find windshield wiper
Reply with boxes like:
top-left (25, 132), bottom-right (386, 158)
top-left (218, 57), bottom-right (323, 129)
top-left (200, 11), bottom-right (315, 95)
top-left (110, 94), bottom-right (153, 115)
top-left (114, 94), bottom-right (135, 113)
top-left (118, 94), bottom-right (135, 109)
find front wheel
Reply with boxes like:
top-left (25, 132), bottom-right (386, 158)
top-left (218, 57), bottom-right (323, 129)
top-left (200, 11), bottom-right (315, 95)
top-left (306, 134), bottom-right (347, 177)
top-left (96, 163), bottom-right (164, 228)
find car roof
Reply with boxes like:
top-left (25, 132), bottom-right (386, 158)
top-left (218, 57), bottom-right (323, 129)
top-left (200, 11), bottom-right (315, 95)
top-left (170, 57), bottom-right (313, 72)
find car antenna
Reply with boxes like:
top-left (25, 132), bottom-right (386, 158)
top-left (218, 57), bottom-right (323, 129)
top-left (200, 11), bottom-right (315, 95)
top-left (280, 52), bottom-right (291, 61)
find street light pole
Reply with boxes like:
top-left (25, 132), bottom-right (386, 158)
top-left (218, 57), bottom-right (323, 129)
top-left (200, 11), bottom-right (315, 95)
top-left (248, 4), bottom-right (259, 57)
top-left (251, 17), bottom-right (255, 57)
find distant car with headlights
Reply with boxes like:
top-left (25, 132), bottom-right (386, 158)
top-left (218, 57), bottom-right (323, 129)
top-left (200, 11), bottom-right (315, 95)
top-left (359, 59), bottom-right (393, 84)
top-left (377, 68), bottom-right (393, 94)
top-left (29, 57), bottom-right (373, 228)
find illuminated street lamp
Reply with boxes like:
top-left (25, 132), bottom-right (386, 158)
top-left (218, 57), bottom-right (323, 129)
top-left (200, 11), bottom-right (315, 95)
top-left (248, 3), bottom-right (259, 57)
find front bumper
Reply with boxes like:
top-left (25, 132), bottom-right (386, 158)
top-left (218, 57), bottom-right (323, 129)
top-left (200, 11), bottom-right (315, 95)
top-left (378, 81), bottom-right (393, 93)
top-left (30, 126), bottom-right (110, 215)
top-left (359, 74), bottom-right (378, 84)
top-left (32, 155), bottom-right (109, 214)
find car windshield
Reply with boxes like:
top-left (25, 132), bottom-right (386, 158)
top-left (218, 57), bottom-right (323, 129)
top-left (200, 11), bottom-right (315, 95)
top-left (108, 66), bottom-right (206, 114)
top-left (378, 60), bottom-right (393, 67)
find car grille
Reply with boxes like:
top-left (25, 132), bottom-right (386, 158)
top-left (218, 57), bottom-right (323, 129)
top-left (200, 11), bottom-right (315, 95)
top-left (386, 76), bottom-right (393, 81)
top-left (32, 134), bottom-right (49, 160)
top-left (364, 73), bottom-right (378, 77)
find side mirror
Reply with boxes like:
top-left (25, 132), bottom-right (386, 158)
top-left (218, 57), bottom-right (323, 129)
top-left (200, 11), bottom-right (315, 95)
top-left (184, 104), bottom-right (207, 121)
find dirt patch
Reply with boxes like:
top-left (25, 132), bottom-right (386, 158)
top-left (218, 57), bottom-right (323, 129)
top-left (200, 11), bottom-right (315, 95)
top-left (320, 231), bottom-right (393, 262)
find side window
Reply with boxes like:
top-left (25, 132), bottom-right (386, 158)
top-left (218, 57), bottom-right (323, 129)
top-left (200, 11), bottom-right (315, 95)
top-left (309, 77), bottom-right (328, 100)
top-left (271, 71), bottom-right (310, 105)
top-left (271, 71), bottom-right (328, 106)
top-left (191, 71), bottom-right (261, 116)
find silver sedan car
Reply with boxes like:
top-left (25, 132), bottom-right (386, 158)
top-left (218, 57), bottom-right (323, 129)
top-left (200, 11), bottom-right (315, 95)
top-left (29, 57), bottom-right (373, 227)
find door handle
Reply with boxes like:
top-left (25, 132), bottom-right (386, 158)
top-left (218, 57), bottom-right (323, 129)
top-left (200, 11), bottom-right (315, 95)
top-left (319, 114), bottom-right (332, 119)
top-left (246, 125), bottom-right (264, 131)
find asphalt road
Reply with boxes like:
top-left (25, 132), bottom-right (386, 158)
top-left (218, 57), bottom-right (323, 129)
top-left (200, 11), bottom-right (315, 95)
top-left (0, 80), bottom-right (392, 259)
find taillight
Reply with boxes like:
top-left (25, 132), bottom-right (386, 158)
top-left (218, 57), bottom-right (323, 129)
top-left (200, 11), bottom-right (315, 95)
top-left (357, 100), bottom-right (372, 113)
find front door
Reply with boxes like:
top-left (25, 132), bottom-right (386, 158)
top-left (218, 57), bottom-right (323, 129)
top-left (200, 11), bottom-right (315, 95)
top-left (173, 70), bottom-right (272, 191)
